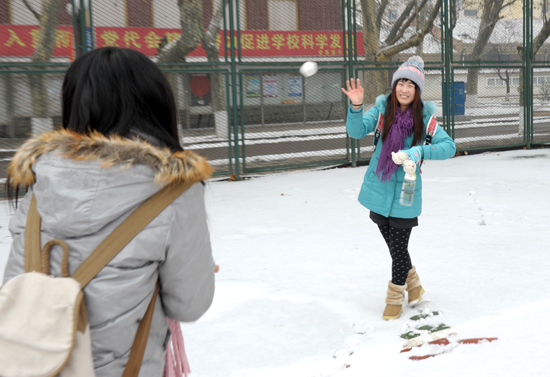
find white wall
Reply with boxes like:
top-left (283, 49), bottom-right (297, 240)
top-left (91, 0), bottom-right (126, 27)
top-left (153, 0), bottom-right (180, 29)
top-left (11, 0), bottom-right (41, 25)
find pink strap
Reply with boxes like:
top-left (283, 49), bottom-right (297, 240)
top-left (163, 318), bottom-right (191, 377)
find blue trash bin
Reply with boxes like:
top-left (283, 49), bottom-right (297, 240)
top-left (443, 82), bottom-right (465, 116)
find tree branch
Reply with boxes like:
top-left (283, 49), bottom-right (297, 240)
top-left (387, 0), bottom-right (429, 46)
top-left (385, 0), bottom-right (416, 44)
top-left (377, 0), bottom-right (441, 57)
top-left (501, 0), bottom-right (517, 11)
top-left (23, 0), bottom-right (41, 22)
top-left (207, 0), bottom-right (224, 38)
top-left (376, 0), bottom-right (389, 32)
top-left (533, 19), bottom-right (550, 56)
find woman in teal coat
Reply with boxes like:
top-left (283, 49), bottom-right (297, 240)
top-left (342, 56), bottom-right (456, 320)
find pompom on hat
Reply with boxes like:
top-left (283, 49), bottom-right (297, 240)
top-left (391, 56), bottom-right (425, 95)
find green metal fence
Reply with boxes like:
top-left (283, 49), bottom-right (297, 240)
top-left (0, 0), bottom-right (548, 181)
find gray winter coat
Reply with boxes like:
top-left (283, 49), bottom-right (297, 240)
top-left (2, 130), bottom-right (216, 377)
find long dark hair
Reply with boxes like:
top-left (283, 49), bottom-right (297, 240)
top-left (62, 47), bottom-right (182, 151)
top-left (381, 79), bottom-right (424, 147)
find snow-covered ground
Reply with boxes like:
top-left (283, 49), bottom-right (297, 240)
top-left (1, 148), bottom-right (550, 376)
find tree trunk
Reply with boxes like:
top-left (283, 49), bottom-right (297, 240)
top-left (361, 0), bottom-right (384, 106)
top-left (202, 3), bottom-right (226, 138)
top-left (202, 31), bottom-right (227, 138)
top-left (29, 0), bottom-right (62, 120)
top-left (157, 0), bottom-right (204, 113)
top-left (416, 2), bottom-right (428, 56)
top-left (465, 0), bottom-right (506, 106)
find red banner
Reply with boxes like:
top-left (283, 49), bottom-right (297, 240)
top-left (0, 25), bottom-right (364, 58)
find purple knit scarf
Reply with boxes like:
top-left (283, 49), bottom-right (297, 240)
top-left (376, 106), bottom-right (414, 182)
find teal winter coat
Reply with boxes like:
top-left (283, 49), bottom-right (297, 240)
top-left (346, 95), bottom-right (456, 218)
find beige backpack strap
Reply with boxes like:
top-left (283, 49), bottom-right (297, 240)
top-left (24, 195), bottom-right (43, 273)
top-left (122, 281), bottom-right (159, 377)
top-left (71, 179), bottom-right (194, 288)
top-left (71, 180), bottom-right (194, 376)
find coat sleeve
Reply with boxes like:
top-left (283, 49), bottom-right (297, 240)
top-left (2, 190), bottom-right (33, 285)
top-left (159, 182), bottom-right (215, 322)
top-left (346, 105), bottom-right (379, 140)
top-left (419, 124), bottom-right (456, 160)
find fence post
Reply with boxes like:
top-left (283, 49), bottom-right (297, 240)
top-left (228, 0), bottom-right (241, 180)
top-left (524, 0), bottom-right (533, 149)
top-left (345, 0), bottom-right (357, 167)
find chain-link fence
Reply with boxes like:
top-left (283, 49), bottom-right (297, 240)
top-left (0, 0), bottom-right (548, 180)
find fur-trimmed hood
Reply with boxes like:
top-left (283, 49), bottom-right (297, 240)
top-left (8, 130), bottom-right (213, 238)
top-left (9, 129), bottom-right (212, 187)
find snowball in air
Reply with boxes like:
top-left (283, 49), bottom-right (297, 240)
top-left (300, 61), bottom-right (318, 77)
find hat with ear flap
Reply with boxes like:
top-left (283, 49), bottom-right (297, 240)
top-left (391, 56), bottom-right (425, 95)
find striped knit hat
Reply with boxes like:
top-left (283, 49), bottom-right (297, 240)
top-left (391, 56), bottom-right (425, 95)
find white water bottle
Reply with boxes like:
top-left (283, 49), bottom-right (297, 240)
top-left (400, 173), bottom-right (416, 206)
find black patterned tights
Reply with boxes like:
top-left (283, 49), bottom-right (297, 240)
top-left (377, 224), bottom-right (413, 286)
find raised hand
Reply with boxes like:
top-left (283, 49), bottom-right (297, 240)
top-left (341, 78), bottom-right (364, 106)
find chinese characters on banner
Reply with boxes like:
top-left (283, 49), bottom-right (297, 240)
top-left (0, 26), bottom-right (364, 58)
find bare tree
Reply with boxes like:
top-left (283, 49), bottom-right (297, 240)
top-left (464, 0), bottom-right (517, 107)
top-left (487, 21), bottom-right (520, 102)
top-left (157, 0), bottom-right (227, 138)
top-left (25, 0), bottom-right (63, 119)
top-left (516, 0), bottom-right (550, 135)
top-left (359, 0), bottom-right (442, 105)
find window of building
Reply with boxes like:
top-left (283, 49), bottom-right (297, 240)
top-left (298, 0), bottom-right (341, 31)
top-left (464, 9), bottom-right (478, 17)
top-left (246, 0), bottom-right (268, 30)
top-left (126, 0), bottom-right (154, 27)
top-left (487, 78), bottom-right (496, 87)
top-left (268, 0), bottom-right (297, 31)
top-left (0, 0), bottom-right (10, 24)
top-left (512, 77), bottom-right (520, 86)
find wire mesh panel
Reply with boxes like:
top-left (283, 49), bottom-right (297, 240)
top-left (452, 0), bottom-right (523, 63)
top-left (239, 69), bottom-right (349, 172)
top-left (1, 0), bottom-right (549, 181)
top-left (452, 0), bottom-right (524, 126)
top-left (451, 67), bottom-right (524, 151)
top-left (532, 67), bottom-right (550, 144)
top-left (532, 3), bottom-right (550, 145)
top-left (175, 70), bottom-right (233, 175)
top-left (450, 1), bottom-right (525, 151)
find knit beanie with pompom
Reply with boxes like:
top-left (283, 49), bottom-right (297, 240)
top-left (391, 56), bottom-right (425, 95)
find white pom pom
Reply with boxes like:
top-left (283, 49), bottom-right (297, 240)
top-left (408, 56), bottom-right (424, 69)
top-left (300, 61), bottom-right (318, 77)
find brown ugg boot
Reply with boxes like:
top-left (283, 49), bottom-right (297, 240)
top-left (382, 281), bottom-right (407, 320)
top-left (406, 266), bottom-right (425, 305)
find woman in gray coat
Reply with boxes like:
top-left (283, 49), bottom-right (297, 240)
top-left (3, 47), bottom-right (215, 376)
